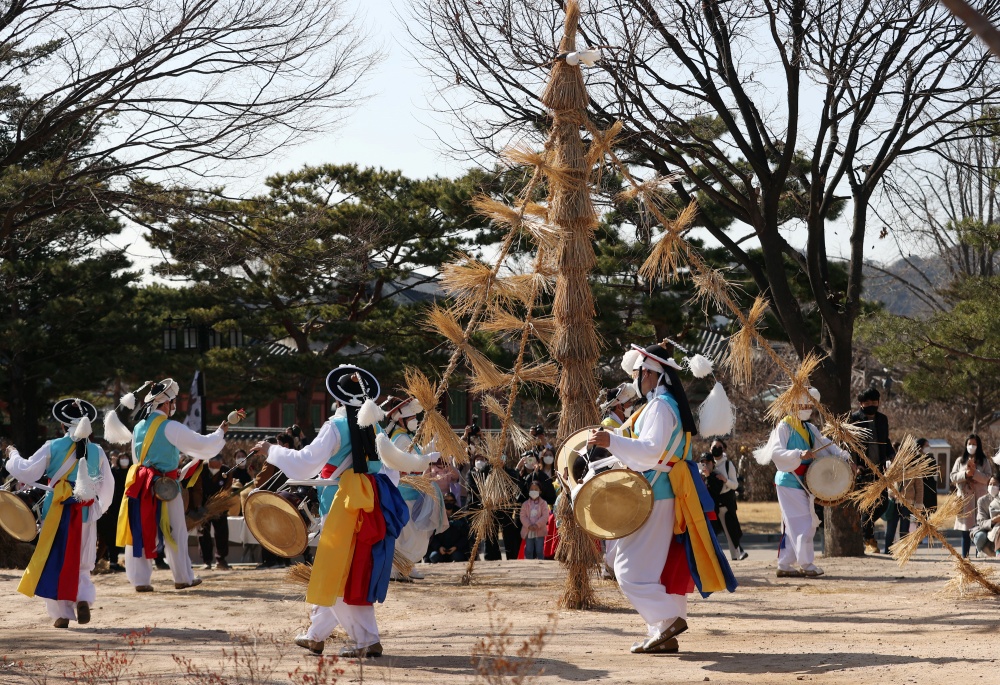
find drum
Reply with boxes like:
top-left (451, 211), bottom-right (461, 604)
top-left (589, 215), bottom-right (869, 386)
top-left (244, 490), bottom-right (311, 557)
top-left (153, 476), bottom-right (180, 501)
top-left (0, 488), bottom-right (45, 542)
top-left (555, 425), bottom-right (604, 488)
top-left (572, 469), bottom-right (654, 540)
top-left (805, 454), bottom-right (856, 506)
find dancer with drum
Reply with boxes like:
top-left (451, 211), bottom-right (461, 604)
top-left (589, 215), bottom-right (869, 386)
top-left (4, 399), bottom-right (114, 628)
top-left (254, 366), bottom-right (432, 659)
top-left (764, 387), bottom-right (853, 578)
top-left (587, 343), bottom-right (736, 655)
top-left (111, 379), bottom-right (229, 592)
top-left (381, 395), bottom-right (446, 582)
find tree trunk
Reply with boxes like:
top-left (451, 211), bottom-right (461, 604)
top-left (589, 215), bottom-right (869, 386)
top-left (295, 375), bottom-right (317, 440)
top-left (821, 331), bottom-right (864, 557)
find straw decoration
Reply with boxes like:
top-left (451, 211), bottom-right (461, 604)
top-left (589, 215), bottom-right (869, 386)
top-left (399, 474), bottom-right (437, 496)
top-left (690, 267), bottom-right (736, 312)
top-left (285, 562), bottom-right (312, 587)
top-left (555, 491), bottom-right (604, 609)
top-left (427, 305), bottom-right (466, 347)
top-left (439, 256), bottom-right (496, 314)
top-left (392, 549), bottom-right (415, 577)
top-left (637, 201), bottom-right (698, 286)
top-left (940, 560), bottom-right (1000, 599)
top-left (185, 491), bottom-right (240, 531)
top-left (503, 144), bottom-right (575, 189)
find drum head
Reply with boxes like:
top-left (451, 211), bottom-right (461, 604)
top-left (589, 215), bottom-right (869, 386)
top-left (0, 491), bottom-right (39, 542)
top-left (244, 491), bottom-right (308, 558)
top-left (573, 469), bottom-right (654, 540)
top-left (556, 425), bottom-right (602, 488)
top-left (805, 455), bottom-right (855, 505)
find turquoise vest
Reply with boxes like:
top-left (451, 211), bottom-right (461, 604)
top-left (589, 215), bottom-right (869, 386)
top-left (391, 427), bottom-right (421, 502)
top-left (133, 414), bottom-right (180, 472)
top-left (774, 420), bottom-right (814, 490)
top-left (635, 392), bottom-right (689, 501)
top-left (316, 417), bottom-right (385, 516)
top-left (42, 435), bottom-right (102, 522)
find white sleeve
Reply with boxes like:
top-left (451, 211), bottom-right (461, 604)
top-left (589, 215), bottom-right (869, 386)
top-left (163, 421), bottom-right (226, 461)
top-left (266, 419), bottom-right (342, 481)
top-left (771, 423), bottom-right (804, 473)
top-left (606, 398), bottom-right (675, 472)
top-left (720, 460), bottom-right (739, 491)
top-left (95, 447), bottom-right (115, 516)
top-left (6, 443), bottom-right (51, 485)
top-left (809, 424), bottom-right (851, 461)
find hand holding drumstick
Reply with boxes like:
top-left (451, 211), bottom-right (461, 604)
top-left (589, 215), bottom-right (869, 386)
top-left (587, 427), bottom-right (610, 449)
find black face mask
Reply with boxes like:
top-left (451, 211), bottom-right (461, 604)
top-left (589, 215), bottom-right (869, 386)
top-left (862, 406), bottom-right (878, 416)
top-left (711, 446), bottom-right (723, 457)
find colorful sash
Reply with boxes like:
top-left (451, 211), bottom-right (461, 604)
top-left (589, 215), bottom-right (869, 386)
top-left (18, 448), bottom-right (85, 600)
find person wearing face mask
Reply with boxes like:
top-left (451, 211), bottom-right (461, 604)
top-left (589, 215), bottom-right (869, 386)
top-left (848, 387), bottom-right (895, 554)
top-left (951, 434), bottom-right (993, 558)
top-left (587, 343), bottom-right (737, 655)
top-left (190, 454), bottom-right (232, 570)
top-left (519, 483), bottom-right (551, 559)
top-left (428, 494), bottom-right (469, 563)
top-left (600, 382), bottom-right (641, 430)
top-left (973, 477), bottom-right (1000, 557)
top-left (915, 438), bottom-right (938, 511)
top-left (882, 441), bottom-right (923, 554)
top-left (110, 378), bottom-right (229, 593)
top-left (767, 387), bottom-right (852, 579)
top-left (380, 396), bottom-right (446, 582)
top-left (95, 451), bottom-right (130, 573)
top-left (709, 439), bottom-right (747, 561)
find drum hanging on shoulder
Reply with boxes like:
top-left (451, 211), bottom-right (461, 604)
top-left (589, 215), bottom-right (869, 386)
top-left (572, 469), bottom-right (654, 540)
top-left (0, 488), bottom-right (45, 542)
top-left (805, 454), bottom-right (855, 506)
top-left (244, 486), bottom-right (313, 558)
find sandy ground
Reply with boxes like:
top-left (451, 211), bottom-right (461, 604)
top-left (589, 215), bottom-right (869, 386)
top-left (0, 538), bottom-right (996, 685)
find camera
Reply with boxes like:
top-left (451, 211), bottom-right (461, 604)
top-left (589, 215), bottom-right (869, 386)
top-left (468, 420), bottom-right (481, 438)
top-left (291, 425), bottom-right (301, 438)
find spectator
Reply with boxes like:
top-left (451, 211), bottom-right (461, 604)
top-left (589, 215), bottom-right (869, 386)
top-left (466, 454), bottom-right (525, 560)
top-left (427, 455), bottom-right (461, 495)
top-left (710, 439), bottom-right (747, 561)
top-left (515, 450), bottom-right (539, 478)
top-left (699, 453), bottom-right (724, 536)
top-left (530, 425), bottom-right (553, 452)
top-left (197, 455), bottom-right (233, 570)
top-left (428, 494), bottom-right (469, 563)
top-left (916, 438), bottom-right (938, 512)
top-left (229, 449), bottom-right (253, 488)
top-left (848, 387), bottom-right (895, 554)
top-left (883, 445), bottom-right (922, 554)
top-left (952, 434), bottom-right (993, 558)
top-left (520, 482), bottom-right (550, 560)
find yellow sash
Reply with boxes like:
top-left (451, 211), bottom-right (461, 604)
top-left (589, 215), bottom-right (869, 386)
top-left (782, 416), bottom-right (813, 448)
top-left (186, 462), bottom-right (204, 487)
top-left (668, 465), bottom-right (729, 593)
top-left (305, 469), bottom-right (375, 607)
top-left (18, 447), bottom-right (80, 598)
top-left (116, 415), bottom-right (167, 547)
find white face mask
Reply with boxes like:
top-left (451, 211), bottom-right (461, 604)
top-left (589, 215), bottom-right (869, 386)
top-left (968, 444), bottom-right (978, 454)
top-left (475, 460), bottom-right (487, 471)
top-left (797, 410), bottom-right (812, 421)
top-left (118, 458), bottom-right (129, 468)
top-left (405, 417), bottom-right (419, 432)
top-left (543, 455), bottom-right (554, 464)
top-left (990, 486), bottom-right (999, 498)
top-left (208, 467), bottom-right (220, 475)
top-left (168, 400), bottom-right (177, 417)
top-left (621, 404), bottom-right (636, 419)
top-left (529, 490), bottom-right (540, 499)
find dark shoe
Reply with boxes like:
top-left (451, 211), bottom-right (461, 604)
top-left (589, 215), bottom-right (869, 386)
top-left (174, 578), bottom-right (203, 590)
top-left (340, 642), bottom-right (383, 659)
top-left (295, 635), bottom-right (324, 655)
top-left (76, 602), bottom-right (91, 625)
top-left (109, 563), bottom-right (125, 573)
top-left (135, 585), bottom-right (154, 593)
top-left (736, 549), bottom-right (749, 561)
top-left (776, 567), bottom-right (804, 578)
top-left (155, 561), bottom-right (170, 570)
top-left (202, 563), bottom-right (213, 570)
top-left (216, 558), bottom-right (231, 570)
top-left (53, 618), bottom-right (69, 629)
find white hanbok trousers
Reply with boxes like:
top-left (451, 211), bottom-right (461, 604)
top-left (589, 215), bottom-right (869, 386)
top-left (306, 600), bottom-right (379, 648)
top-left (124, 493), bottom-right (196, 587)
top-left (776, 484), bottom-right (815, 568)
top-left (44, 520), bottom-right (98, 620)
top-left (395, 499), bottom-right (433, 564)
top-left (613, 498), bottom-right (687, 637)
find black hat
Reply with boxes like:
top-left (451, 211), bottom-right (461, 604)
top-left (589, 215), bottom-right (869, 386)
top-left (52, 398), bottom-right (98, 425)
top-left (325, 366), bottom-right (380, 408)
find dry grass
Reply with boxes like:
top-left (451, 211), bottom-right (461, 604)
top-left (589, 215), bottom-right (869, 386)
top-left (470, 593), bottom-right (558, 685)
top-left (723, 296), bottom-right (769, 387)
top-left (186, 491), bottom-right (240, 531)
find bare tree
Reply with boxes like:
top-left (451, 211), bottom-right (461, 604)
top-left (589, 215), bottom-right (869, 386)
top-left (411, 0), bottom-right (1000, 555)
top-left (0, 0), bottom-right (378, 245)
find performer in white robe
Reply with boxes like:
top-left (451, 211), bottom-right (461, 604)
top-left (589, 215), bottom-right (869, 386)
top-left (588, 344), bottom-right (698, 654)
top-left (765, 387), bottom-right (853, 578)
top-left (108, 379), bottom-right (228, 592)
top-left (5, 399), bottom-right (114, 627)
top-left (255, 366), bottom-right (434, 658)
top-left (381, 396), bottom-right (446, 581)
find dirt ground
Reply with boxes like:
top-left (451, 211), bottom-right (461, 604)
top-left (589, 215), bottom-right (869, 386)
top-left (0, 539), bottom-right (996, 685)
